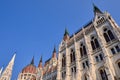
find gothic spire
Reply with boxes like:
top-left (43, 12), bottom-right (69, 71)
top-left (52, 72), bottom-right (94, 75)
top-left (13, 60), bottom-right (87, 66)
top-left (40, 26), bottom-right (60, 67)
top-left (64, 28), bottom-right (69, 36)
top-left (93, 3), bottom-right (102, 14)
top-left (52, 45), bottom-right (57, 58)
top-left (63, 28), bottom-right (70, 42)
top-left (0, 54), bottom-right (16, 80)
top-left (38, 56), bottom-right (42, 68)
top-left (30, 56), bottom-right (34, 65)
top-left (40, 56), bottom-right (42, 63)
top-left (53, 45), bottom-right (56, 53)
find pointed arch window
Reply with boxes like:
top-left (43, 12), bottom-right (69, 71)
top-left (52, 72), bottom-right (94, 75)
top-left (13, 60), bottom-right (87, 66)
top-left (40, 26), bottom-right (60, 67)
top-left (103, 28), bottom-right (115, 43)
top-left (62, 54), bottom-right (66, 67)
top-left (100, 69), bottom-right (108, 80)
top-left (91, 36), bottom-right (100, 50)
top-left (70, 53), bottom-right (72, 62)
top-left (80, 43), bottom-right (87, 57)
top-left (70, 49), bottom-right (76, 63)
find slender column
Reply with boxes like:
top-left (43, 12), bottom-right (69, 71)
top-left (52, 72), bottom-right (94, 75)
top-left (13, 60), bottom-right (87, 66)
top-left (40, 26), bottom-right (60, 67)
top-left (57, 47), bottom-right (62, 80)
top-left (94, 25), bottom-right (115, 80)
top-left (73, 35), bottom-right (82, 80)
top-left (65, 43), bottom-right (71, 80)
top-left (82, 28), bottom-right (96, 80)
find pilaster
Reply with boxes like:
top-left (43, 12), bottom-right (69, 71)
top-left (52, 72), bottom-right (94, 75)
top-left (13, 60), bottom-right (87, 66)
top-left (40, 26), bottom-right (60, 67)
top-left (82, 28), bottom-right (96, 80)
top-left (73, 34), bottom-right (82, 80)
top-left (65, 43), bottom-right (71, 80)
top-left (57, 51), bottom-right (62, 80)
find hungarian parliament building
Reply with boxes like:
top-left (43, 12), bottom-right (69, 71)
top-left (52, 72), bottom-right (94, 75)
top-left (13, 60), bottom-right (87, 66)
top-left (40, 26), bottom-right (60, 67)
top-left (1, 4), bottom-right (120, 80)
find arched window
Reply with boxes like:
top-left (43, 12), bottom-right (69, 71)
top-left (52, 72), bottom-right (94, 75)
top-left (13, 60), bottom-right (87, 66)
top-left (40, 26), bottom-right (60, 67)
top-left (118, 62), bottom-right (120, 69)
top-left (100, 69), bottom-right (108, 80)
top-left (62, 54), bottom-right (66, 67)
top-left (70, 53), bottom-right (73, 63)
top-left (70, 49), bottom-right (76, 63)
top-left (91, 36), bottom-right (100, 50)
top-left (103, 28), bottom-right (115, 42)
top-left (80, 43), bottom-right (87, 57)
top-left (73, 50), bottom-right (76, 61)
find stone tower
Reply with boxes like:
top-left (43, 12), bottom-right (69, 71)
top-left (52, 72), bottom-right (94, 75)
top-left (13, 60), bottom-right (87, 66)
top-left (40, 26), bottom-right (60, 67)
top-left (0, 54), bottom-right (16, 80)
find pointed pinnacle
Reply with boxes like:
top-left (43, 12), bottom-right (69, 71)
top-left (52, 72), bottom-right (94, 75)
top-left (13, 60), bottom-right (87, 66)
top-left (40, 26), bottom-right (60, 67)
top-left (93, 3), bottom-right (102, 14)
top-left (53, 45), bottom-right (56, 53)
top-left (30, 56), bottom-right (34, 65)
top-left (40, 56), bottom-right (42, 63)
top-left (64, 28), bottom-right (69, 36)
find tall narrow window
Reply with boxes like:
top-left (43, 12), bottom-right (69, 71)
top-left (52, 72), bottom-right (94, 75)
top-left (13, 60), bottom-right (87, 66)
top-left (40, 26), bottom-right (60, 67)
top-left (86, 61), bottom-right (89, 67)
top-left (95, 56), bottom-right (99, 62)
top-left (70, 53), bottom-right (73, 63)
top-left (83, 46), bottom-right (87, 55)
top-left (103, 28), bottom-right (115, 43)
top-left (91, 41), bottom-right (95, 50)
top-left (62, 54), bottom-right (66, 67)
top-left (70, 49), bottom-right (76, 63)
top-left (71, 68), bottom-right (73, 73)
top-left (91, 36), bottom-right (100, 50)
top-left (73, 51), bottom-right (76, 61)
top-left (95, 39), bottom-right (100, 48)
top-left (100, 69), bottom-right (108, 80)
top-left (62, 58), bottom-right (64, 67)
top-left (108, 30), bottom-right (115, 40)
top-left (74, 66), bottom-right (76, 73)
top-left (99, 54), bottom-right (103, 60)
top-left (80, 47), bottom-right (83, 57)
top-left (111, 48), bottom-right (116, 54)
top-left (80, 43), bottom-right (87, 57)
top-left (83, 62), bottom-right (85, 69)
top-left (103, 33), bottom-right (110, 42)
top-left (115, 45), bottom-right (120, 53)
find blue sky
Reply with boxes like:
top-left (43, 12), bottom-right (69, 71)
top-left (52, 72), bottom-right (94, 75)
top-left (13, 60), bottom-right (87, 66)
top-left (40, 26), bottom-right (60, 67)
top-left (0, 0), bottom-right (120, 80)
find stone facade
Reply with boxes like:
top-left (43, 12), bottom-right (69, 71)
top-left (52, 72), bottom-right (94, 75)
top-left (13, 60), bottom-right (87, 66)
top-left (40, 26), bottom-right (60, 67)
top-left (18, 5), bottom-right (120, 80)
top-left (57, 5), bottom-right (120, 80)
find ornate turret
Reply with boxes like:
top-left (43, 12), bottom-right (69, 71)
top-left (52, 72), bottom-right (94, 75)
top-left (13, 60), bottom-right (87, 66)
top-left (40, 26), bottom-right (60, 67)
top-left (52, 46), bottom-right (57, 59)
top-left (63, 28), bottom-right (70, 42)
top-left (0, 54), bottom-right (16, 80)
top-left (38, 56), bottom-right (43, 69)
top-left (93, 4), bottom-right (103, 15)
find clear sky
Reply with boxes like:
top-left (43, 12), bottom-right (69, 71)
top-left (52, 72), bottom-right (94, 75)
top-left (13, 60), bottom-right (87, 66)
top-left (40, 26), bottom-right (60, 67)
top-left (0, 0), bottom-right (120, 80)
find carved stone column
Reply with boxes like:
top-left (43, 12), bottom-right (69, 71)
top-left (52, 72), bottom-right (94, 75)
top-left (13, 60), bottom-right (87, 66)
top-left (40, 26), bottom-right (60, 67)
top-left (82, 28), bottom-right (96, 80)
top-left (57, 49), bottom-right (62, 80)
top-left (73, 35), bottom-right (82, 80)
top-left (65, 43), bottom-right (71, 80)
